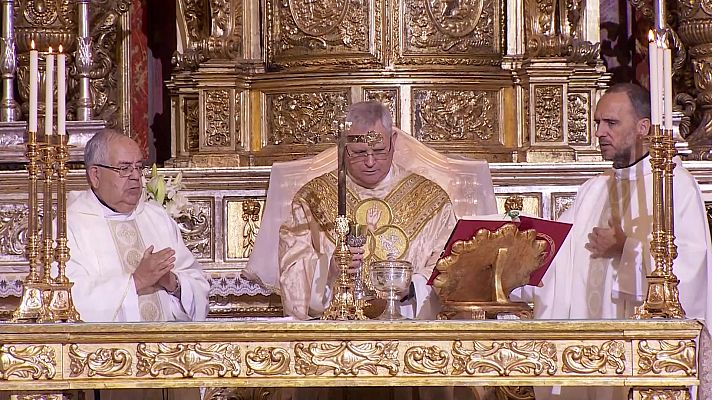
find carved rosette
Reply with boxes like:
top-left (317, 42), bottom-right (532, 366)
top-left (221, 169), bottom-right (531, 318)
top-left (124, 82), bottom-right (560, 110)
top-left (0, 203), bottom-right (29, 256)
top-left (205, 90), bottom-right (232, 148)
top-left (413, 89), bottom-right (498, 142)
top-left (451, 340), bottom-right (557, 376)
top-left (136, 343), bottom-right (241, 378)
top-left (638, 389), bottom-right (692, 400)
top-left (637, 340), bottom-right (696, 376)
top-left (294, 341), bottom-right (399, 376)
top-left (364, 88), bottom-right (399, 125)
top-left (68, 344), bottom-right (132, 377)
top-left (245, 346), bottom-right (290, 376)
top-left (561, 340), bottom-right (626, 374)
top-left (404, 345), bottom-right (449, 374)
top-left (176, 197), bottom-right (214, 261)
top-left (0, 345), bottom-right (56, 380)
top-left (567, 92), bottom-right (589, 144)
top-left (533, 86), bottom-right (563, 142)
top-left (267, 91), bottom-right (350, 146)
top-left (396, 0), bottom-right (500, 65)
top-left (267, 0), bottom-right (380, 68)
top-left (185, 97), bottom-right (200, 152)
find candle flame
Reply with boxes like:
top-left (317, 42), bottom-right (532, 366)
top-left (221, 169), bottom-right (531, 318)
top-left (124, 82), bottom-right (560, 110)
top-left (58, 44), bottom-right (63, 53)
top-left (648, 30), bottom-right (655, 43)
top-left (48, 46), bottom-right (53, 53)
top-left (31, 40), bottom-right (35, 50)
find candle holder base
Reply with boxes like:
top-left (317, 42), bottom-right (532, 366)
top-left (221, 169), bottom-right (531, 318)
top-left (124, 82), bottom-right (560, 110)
top-left (44, 282), bottom-right (81, 323)
top-left (11, 282), bottom-right (51, 323)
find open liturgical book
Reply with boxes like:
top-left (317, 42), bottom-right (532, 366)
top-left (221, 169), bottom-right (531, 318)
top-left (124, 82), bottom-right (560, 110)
top-left (428, 212), bottom-right (573, 286)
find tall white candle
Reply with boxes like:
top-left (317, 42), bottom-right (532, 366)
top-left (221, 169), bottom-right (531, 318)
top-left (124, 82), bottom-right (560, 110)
top-left (29, 40), bottom-right (38, 133)
top-left (663, 46), bottom-right (674, 130)
top-left (648, 32), bottom-right (660, 126)
top-left (44, 47), bottom-right (54, 136)
top-left (57, 45), bottom-right (66, 136)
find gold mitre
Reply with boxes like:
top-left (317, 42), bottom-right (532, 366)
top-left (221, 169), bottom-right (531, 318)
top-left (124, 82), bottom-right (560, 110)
top-left (347, 130), bottom-right (384, 148)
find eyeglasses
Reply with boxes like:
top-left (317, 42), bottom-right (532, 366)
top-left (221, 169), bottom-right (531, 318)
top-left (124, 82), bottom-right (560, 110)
top-left (346, 135), bottom-right (393, 161)
top-left (94, 163), bottom-right (147, 178)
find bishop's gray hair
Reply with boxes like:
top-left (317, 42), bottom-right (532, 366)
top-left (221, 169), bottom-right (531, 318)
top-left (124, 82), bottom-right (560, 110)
top-left (84, 128), bottom-right (125, 168)
top-left (345, 101), bottom-right (393, 135)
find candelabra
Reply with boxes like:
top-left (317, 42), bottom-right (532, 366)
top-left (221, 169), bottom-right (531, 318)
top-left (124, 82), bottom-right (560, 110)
top-left (12, 131), bottom-right (80, 323)
top-left (635, 124), bottom-right (685, 319)
top-left (321, 216), bottom-right (367, 320)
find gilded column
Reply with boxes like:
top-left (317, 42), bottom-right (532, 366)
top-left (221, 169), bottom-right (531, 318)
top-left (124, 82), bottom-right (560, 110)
top-left (1, 0), bottom-right (19, 121)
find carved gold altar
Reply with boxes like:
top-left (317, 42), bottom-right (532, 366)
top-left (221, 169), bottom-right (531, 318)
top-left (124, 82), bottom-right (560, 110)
top-left (0, 320), bottom-right (702, 400)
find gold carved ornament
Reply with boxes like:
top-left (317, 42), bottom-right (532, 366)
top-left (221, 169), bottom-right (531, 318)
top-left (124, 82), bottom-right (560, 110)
top-left (638, 389), bottom-right (692, 400)
top-left (68, 344), bottom-right (132, 377)
top-left (245, 346), bottom-right (290, 376)
top-left (403, 345), bottom-right (449, 375)
top-left (294, 341), bottom-right (399, 376)
top-left (451, 340), bottom-right (557, 376)
top-left (136, 343), bottom-right (241, 378)
top-left (0, 345), bottom-right (56, 380)
top-left (561, 340), bottom-right (626, 374)
top-left (637, 340), bottom-right (697, 376)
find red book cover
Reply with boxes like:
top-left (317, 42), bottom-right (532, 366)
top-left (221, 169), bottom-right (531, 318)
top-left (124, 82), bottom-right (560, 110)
top-left (428, 214), bottom-right (572, 286)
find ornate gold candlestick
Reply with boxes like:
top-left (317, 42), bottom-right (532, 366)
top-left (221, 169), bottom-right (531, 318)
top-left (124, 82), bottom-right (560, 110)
top-left (12, 130), bottom-right (50, 322)
top-left (321, 216), bottom-right (366, 320)
top-left (635, 124), bottom-right (685, 319)
top-left (46, 134), bottom-right (80, 322)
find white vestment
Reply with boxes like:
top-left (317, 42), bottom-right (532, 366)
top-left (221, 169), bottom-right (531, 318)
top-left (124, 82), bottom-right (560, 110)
top-left (534, 156), bottom-right (712, 400)
top-left (65, 189), bottom-right (210, 323)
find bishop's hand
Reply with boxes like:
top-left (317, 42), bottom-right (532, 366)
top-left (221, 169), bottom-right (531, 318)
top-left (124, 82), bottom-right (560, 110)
top-left (585, 217), bottom-right (626, 258)
top-left (328, 246), bottom-right (364, 284)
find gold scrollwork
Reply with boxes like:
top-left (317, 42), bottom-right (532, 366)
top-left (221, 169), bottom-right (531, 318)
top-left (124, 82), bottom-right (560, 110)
top-left (534, 86), bottom-right (563, 142)
top-left (245, 346), bottom-right (291, 376)
top-left (136, 343), bottom-right (241, 378)
top-left (185, 97), bottom-right (200, 152)
top-left (0, 203), bottom-right (28, 256)
top-left (176, 198), bottom-right (213, 261)
top-left (561, 340), bottom-right (626, 374)
top-left (205, 90), bottom-right (232, 147)
top-left (241, 200), bottom-right (262, 258)
top-left (638, 388), bottom-right (692, 400)
top-left (404, 345), bottom-right (449, 374)
top-left (0, 345), bottom-right (56, 380)
top-left (567, 93), bottom-right (589, 144)
top-left (638, 340), bottom-right (696, 376)
top-left (451, 340), bottom-right (557, 376)
top-left (294, 341), bottom-right (399, 376)
top-left (413, 89), bottom-right (498, 142)
top-left (267, 91), bottom-right (350, 146)
top-left (68, 344), bottom-right (132, 377)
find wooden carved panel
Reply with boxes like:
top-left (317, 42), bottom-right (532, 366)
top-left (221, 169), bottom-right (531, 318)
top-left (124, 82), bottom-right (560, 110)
top-left (203, 89), bottom-right (233, 149)
top-left (533, 85), bottom-right (563, 143)
top-left (551, 193), bottom-right (576, 220)
top-left (395, 0), bottom-right (501, 65)
top-left (266, 0), bottom-right (382, 68)
top-left (225, 198), bottom-right (265, 260)
top-left (412, 88), bottom-right (499, 143)
top-left (363, 87), bottom-right (400, 126)
top-left (266, 90), bottom-right (351, 146)
top-left (495, 194), bottom-right (542, 217)
top-left (184, 97), bottom-right (200, 152)
top-left (177, 197), bottom-right (215, 262)
top-left (568, 92), bottom-right (590, 144)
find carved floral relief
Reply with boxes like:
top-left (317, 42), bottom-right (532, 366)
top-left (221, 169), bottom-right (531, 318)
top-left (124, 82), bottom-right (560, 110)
top-left (413, 89), bottom-right (498, 143)
top-left (267, 91), bottom-right (350, 146)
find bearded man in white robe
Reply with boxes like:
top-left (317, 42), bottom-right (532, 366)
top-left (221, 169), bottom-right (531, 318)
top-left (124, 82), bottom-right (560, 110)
top-left (65, 130), bottom-right (209, 399)
top-left (534, 83), bottom-right (712, 400)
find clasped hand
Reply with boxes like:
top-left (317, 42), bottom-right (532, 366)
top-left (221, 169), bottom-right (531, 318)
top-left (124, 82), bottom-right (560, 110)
top-left (585, 217), bottom-right (626, 258)
top-left (133, 245), bottom-right (178, 295)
